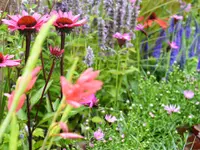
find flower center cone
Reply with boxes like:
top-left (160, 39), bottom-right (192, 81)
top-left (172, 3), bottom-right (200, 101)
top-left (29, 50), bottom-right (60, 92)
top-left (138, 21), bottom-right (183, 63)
top-left (17, 16), bottom-right (37, 27)
top-left (56, 17), bottom-right (73, 25)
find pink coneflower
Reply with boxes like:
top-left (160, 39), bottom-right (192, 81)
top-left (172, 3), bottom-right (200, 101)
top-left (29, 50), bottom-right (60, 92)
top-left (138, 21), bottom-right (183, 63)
top-left (49, 46), bottom-right (64, 58)
top-left (113, 32), bottom-right (131, 47)
top-left (105, 114), bottom-right (117, 123)
top-left (51, 10), bottom-right (87, 33)
top-left (184, 90), bottom-right (194, 99)
top-left (164, 105), bottom-right (180, 114)
top-left (0, 52), bottom-right (21, 68)
top-left (168, 41), bottom-right (179, 49)
top-left (135, 24), bottom-right (147, 36)
top-left (94, 129), bottom-right (104, 140)
top-left (170, 15), bottom-right (183, 20)
top-left (5, 91), bottom-right (26, 112)
top-left (81, 94), bottom-right (98, 108)
top-left (135, 24), bottom-right (144, 31)
top-left (61, 68), bottom-right (103, 108)
top-left (2, 10), bottom-right (48, 33)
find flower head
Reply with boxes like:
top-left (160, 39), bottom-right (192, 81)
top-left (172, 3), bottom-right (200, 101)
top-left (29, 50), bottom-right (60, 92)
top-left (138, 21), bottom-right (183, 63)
top-left (81, 94), bottom-right (98, 108)
top-left (180, 2), bottom-right (191, 12)
top-left (138, 12), bottom-right (168, 29)
top-left (5, 91), bottom-right (26, 112)
top-left (105, 114), bottom-right (117, 123)
top-left (2, 10), bottom-right (48, 34)
top-left (135, 24), bottom-right (144, 31)
top-left (164, 105), bottom-right (180, 114)
top-left (56, 122), bottom-right (83, 139)
top-left (0, 53), bottom-right (21, 68)
top-left (60, 68), bottom-right (103, 108)
top-left (51, 10), bottom-right (87, 33)
top-left (168, 41), bottom-right (179, 49)
top-left (113, 32), bottom-right (131, 47)
top-left (170, 15), bottom-right (183, 20)
top-left (184, 90), bottom-right (194, 99)
top-left (49, 46), bottom-right (64, 58)
top-left (94, 129), bottom-right (104, 140)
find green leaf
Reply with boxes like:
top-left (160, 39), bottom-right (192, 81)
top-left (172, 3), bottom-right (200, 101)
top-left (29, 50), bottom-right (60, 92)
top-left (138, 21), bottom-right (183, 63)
top-left (9, 114), bottom-right (19, 150)
top-left (30, 80), bottom-right (53, 107)
top-left (33, 128), bottom-right (44, 138)
top-left (91, 116), bottom-right (104, 123)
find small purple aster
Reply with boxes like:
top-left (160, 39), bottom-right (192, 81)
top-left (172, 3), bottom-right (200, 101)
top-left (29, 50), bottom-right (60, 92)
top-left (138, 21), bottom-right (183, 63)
top-left (164, 105), bottom-right (180, 114)
top-left (105, 114), bottom-right (117, 123)
top-left (184, 90), bottom-right (194, 99)
top-left (94, 129), bottom-right (104, 140)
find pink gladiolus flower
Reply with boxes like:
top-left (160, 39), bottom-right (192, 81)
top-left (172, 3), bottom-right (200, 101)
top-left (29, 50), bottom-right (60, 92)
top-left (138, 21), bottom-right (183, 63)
top-left (59, 122), bottom-right (69, 132)
top-left (164, 105), bottom-right (180, 114)
top-left (59, 133), bottom-right (83, 139)
top-left (51, 10), bottom-right (86, 32)
top-left (168, 41), bottom-right (179, 49)
top-left (5, 91), bottom-right (26, 112)
top-left (105, 114), bottom-right (117, 123)
top-left (0, 52), bottom-right (21, 68)
top-left (49, 46), bottom-right (64, 57)
top-left (81, 94), bottom-right (98, 108)
top-left (61, 68), bottom-right (103, 108)
top-left (94, 129), bottom-right (104, 140)
top-left (170, 15), bottom-right (183, 20)
top-left (113, 32), bottom-right (131, 47)
top-left (17, 67), bottom-right (41, 92)
top-left (184, 90), bottom-right (194, 99)
top-left (2, 10), bottom-right (48, 32)
top-left (56, 122), bottom-right (83, 139)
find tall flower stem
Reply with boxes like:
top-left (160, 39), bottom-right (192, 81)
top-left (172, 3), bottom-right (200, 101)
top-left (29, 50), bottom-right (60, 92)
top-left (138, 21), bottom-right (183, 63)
top-left (33, 59), bottom-right (55, 130)
top-left (40, 52), bottom-right (53, 111)
top-left (25, 32), bottom-right (32, 150)
top-left (60, 32), bottom-right (65, 76)
top-left (26, 96), bottom-right (32, 150)
top-left (25, 33), bottom-right (31, 63)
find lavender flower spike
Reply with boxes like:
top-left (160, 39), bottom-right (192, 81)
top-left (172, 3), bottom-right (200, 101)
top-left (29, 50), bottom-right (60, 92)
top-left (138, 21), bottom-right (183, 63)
top-left (84, 46), bottom-right (95, 67)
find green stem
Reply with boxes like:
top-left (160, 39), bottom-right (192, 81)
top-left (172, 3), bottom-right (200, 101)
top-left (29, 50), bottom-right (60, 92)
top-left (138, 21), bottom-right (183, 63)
top-left (47, 105), bottom-right (72, 150)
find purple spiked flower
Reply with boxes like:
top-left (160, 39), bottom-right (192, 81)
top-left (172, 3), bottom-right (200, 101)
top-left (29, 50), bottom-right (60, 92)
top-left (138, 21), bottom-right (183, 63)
top-left (197, 57), bottom-right (200, 71)
top-left (185, 16), bottom-right (192, 39)
top-left (141, 38), bottom-right (149, 59)
top-left (152, 29), bottom-right (166, 59)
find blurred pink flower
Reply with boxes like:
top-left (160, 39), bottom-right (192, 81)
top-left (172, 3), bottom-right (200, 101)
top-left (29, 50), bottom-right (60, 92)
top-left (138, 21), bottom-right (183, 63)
top-left (55, 122), bottom-right (83, 139)
top-left (135, 24), bottom-right (144, 31)
top-left (164, 105), bottom-right (180, 114)
top-left (105, 114), bottom-right (117, 123)
top-left (94, 129), bottom-right (104, 140)
top-left (180, 3), bottom-right (191, 12)
top-left (2, 10), bottom-right (48, 32)
top-left (5, 91), bottom-right (26, 112)
top-left (170, 15), bottom-right (183, 20)
top-left (49, 46), bottom-right (64, 57)
top-left (129, 0), bottom-right (136, 4)
top-left (184, 90), bottom-right (194, 99)
top-left (61, 68), bottom-right (103, 108)
top-left (81, 94), bottom-right (98, 108)
top-left (0, 52), bottom-right (21, 68)
top-left (17, 67), bottom-right (41, 92)
top-left (51, 10), bottom-right (86, 32)
top-left (168, 41), bottom-right (179, 49)
top-left (113, 32), bottom-right (131, 47)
